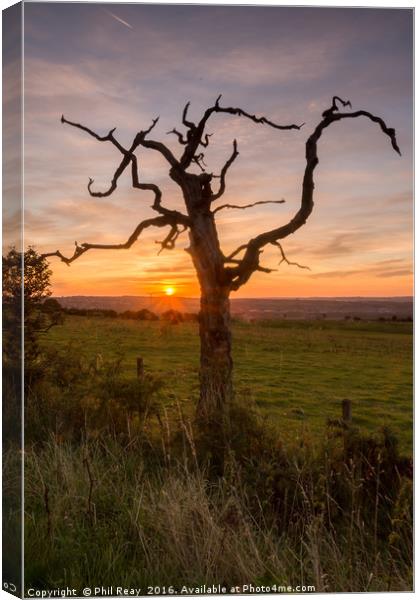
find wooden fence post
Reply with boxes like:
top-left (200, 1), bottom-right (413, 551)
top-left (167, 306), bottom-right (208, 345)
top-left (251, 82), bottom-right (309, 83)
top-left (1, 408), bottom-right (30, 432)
top-left (342, 399), bottom-right (352, 424)
top-left (137, 357), bottom-right (144, 379)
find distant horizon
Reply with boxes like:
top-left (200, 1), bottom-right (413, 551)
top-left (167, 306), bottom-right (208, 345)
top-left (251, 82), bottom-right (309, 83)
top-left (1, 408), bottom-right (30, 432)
top-left (53, 294), bottom-right (413, 300)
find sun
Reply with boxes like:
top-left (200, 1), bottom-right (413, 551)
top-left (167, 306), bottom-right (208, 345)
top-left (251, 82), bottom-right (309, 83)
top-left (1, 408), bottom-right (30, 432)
top-left (164, 286), bottom-right (175, 296)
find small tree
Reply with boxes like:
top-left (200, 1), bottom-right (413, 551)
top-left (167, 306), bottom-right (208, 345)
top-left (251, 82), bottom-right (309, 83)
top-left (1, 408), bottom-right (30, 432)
top-left (3, 247), bottom-right (61, 364)
top-left (43, 96), bottom-right (400, 446)
top-left (3, 247), bottom-right (63, 439)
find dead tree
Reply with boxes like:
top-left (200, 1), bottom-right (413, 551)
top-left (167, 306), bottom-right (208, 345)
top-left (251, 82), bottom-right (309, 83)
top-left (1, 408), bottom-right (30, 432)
top-left (43, 95), bottom-right (400, 442)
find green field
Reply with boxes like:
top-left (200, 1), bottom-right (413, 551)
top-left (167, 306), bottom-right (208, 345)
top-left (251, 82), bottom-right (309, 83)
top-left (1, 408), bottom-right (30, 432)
top-left (42, 316), bottom-right (413, 453)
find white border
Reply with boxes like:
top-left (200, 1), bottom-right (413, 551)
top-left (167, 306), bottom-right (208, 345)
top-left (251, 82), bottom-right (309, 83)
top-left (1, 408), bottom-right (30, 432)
top-left (0, 1), bottom-right (415, 599)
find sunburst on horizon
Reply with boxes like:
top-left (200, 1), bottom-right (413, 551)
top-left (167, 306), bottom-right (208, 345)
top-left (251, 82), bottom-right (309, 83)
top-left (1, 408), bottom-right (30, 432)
top-left (164, 286), bottom-right (175, 296)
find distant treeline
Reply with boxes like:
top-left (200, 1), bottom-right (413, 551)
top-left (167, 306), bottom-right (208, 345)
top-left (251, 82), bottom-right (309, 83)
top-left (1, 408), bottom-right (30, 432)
top-left (60, 305), bottom-right (199, 323)
top-left (344, 314), bottom-right (413, 323)
top-left (44, 299), bottom-right (412, 324)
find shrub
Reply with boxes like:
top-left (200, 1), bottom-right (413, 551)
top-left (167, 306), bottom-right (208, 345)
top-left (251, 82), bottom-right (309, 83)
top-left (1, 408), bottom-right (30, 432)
top-left (26, 346), bottom-right (165, 444)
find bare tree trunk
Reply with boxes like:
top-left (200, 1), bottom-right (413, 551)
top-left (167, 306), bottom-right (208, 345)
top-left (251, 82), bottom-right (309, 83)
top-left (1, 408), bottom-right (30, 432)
top-left (197, 287), bottom-right (233, 420)
top-left (195, 286), bottom-right (232, 473)
top-left (183, 183), bottom-right (233, 471)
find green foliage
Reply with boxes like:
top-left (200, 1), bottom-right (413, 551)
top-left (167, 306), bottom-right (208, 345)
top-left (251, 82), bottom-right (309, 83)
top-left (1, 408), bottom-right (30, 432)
top-left (3, 247), bottom-right (65, 443)
top-left (26, 345), bottom-right (165, 444)
top-left (42, 297), bottom-right (65, 324)
top-left (3, 247), bottom-right (63, 365)
top-left (120, 308), bottom-right (159, 321)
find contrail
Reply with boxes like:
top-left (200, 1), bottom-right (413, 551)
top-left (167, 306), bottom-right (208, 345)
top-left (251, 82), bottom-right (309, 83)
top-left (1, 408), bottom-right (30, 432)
top-left (104, 9), bottom-right (133, 30)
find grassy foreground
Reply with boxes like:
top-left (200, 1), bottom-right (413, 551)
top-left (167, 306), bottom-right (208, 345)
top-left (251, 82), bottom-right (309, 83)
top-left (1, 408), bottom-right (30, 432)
top-left (21, 431), bottom-right (412, 593)
top-left (12, 315), bottom-right (412, 593)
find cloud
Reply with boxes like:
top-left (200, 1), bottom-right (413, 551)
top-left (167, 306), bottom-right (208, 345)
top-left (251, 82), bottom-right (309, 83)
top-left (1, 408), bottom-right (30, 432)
top-left (311, 233), bottom-right (356, 257)
top-left (204, 43), bottom-right (336, 86)
top-left (309, 260), bottom-right (412, 280)
top-left (376, 269), bottom-right (413, 278)
top-left (309, 268), bottom-right (364, 279)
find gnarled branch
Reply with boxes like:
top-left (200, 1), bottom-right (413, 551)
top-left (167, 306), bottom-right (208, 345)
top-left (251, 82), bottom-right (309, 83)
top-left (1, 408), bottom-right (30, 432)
top-left (194, 153), bottom-right (208, 172)
top-left (272, 241), bottom-right (310, 270)
top-left (87, 155), bottom-right (132, 198)
top-left (199, 133), bottom-right (213, 148)
top-left (156, 224), bottom-right (188, 254)
top-left (322, 96), bottom-right (352, 118)
top-left (228, 96), bottom-right (400, 291)
top-left (214, 199), bottom-right (285, 215)
top-left (224, 244), bottom-right (248, 263)
top-left (213, 95), bottom-right (305, 131)
top-left (61, 115), bottom-right (188, 224)
top-left (167, 128), bottom-right (188, 145)
top-left (179, 95), bottom-right (303, 170)
top-left (62, 114), bottom-right (179, 192)
top-left (130, 156), bottom-right (189, 225)
top-left (61, 115), bottom-right (126, 154)
top-left (211, 139), bottom-right (239, 200)
top-left (42, 216), bottom-right (178, 266)
top-left (182, 101), bottom-right (196, 130)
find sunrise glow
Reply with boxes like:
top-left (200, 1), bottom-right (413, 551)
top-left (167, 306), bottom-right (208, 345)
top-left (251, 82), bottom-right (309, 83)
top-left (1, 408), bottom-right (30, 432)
top-left (18, 5), bottom-right (412, 299)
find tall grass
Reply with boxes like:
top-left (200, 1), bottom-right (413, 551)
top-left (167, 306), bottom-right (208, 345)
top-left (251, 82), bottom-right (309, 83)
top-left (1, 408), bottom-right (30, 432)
top-left (19, 431), bottom-right (412, 592)
top-left (15, 344), bottom-right (413, 593)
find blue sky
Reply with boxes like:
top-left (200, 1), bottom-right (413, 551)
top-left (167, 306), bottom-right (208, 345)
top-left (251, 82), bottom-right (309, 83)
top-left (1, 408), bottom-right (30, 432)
top-left (22, 3), bottom-right (413, 297)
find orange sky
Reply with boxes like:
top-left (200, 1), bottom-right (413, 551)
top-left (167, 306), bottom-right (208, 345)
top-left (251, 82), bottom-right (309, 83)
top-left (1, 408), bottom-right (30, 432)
top-left (10, 5), bottom-right (413, 298)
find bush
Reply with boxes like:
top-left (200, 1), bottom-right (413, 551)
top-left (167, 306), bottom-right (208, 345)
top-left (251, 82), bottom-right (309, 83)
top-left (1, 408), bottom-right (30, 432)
top-left (26, 346), bottom-right (165, 444)
top-left (161, 310), bottom-right (184, 324)
top-left (63, 308), bottom-right (117, 318)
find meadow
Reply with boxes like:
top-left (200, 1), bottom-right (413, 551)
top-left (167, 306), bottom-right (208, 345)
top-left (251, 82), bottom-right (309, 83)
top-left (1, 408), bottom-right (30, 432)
top-left (42, 315), bottom-right (413, 452)
top-left (13, 314), bottom-right (412, 593)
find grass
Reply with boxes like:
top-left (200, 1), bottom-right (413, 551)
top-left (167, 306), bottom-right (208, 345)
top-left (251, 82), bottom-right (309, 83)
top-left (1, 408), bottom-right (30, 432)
top-left (13, 314), bottom-right (412, 593)
top-left (20, 428), bottom-right (412, 593)
top-left (41, 316), bottom-right (413, 453)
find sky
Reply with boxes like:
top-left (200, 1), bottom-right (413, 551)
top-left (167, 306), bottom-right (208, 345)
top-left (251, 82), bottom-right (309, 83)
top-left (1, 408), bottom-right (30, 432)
top-left (18, 3), bottom-right (413, 298)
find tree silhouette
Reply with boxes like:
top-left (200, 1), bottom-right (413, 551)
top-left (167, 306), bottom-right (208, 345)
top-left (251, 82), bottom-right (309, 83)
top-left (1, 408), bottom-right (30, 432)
top-left (43, 95), bottom-right (400, 442)
top-left (3, 248), bottom-right (60, 364)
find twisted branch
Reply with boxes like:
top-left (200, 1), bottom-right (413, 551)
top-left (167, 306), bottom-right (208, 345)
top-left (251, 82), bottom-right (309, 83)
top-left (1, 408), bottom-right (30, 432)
top-left (130, 155), bottom-right (189, 225)
top-left (228, 96), bottom-right (400, 291)
top-left (45, 112), bottom-right (193, 269)
top-left (182, 101), bottom-right (195, 130)
top-left (61, 115), bottom-right (126, 154)
top-left (224, 244), bottom-right (248, 263)
top-left (62, 114), bottom-right (179, 199)
top-left (179, 95), bottom-right (303, 170)
top-left (213, 95), bottom-right (305, 131)
top-left (61, 115), bottom-right (188, 226)
top-left (214, 199), bottom-right (285, 215)
top-left (200, 133), bottom-right (213, 148)
top-left (42, 216), bottom-right (176, 265)
top-left (192, 152), bottom-right (207, 172)
top-left (272, 241), bottom-right (310, 270)
top-left (322, 96), bottom-right (352, 118)
top-left (167, 128), bottom-right (188, 145)
top-left (156, 224), bottom-right (187, 254)
top-left (211, 140), bottom-right (239, 200)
